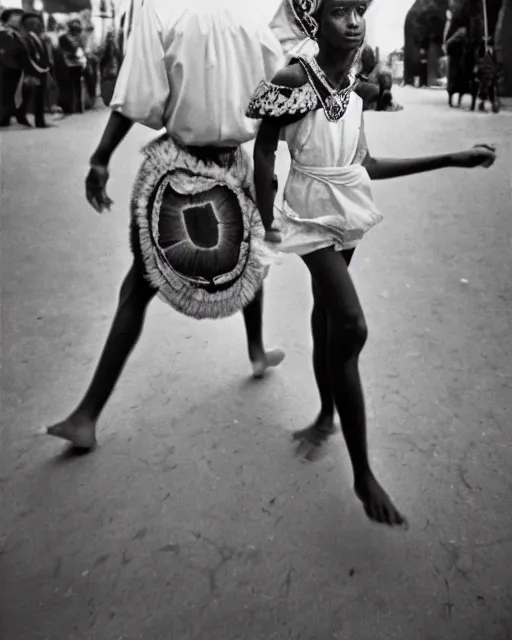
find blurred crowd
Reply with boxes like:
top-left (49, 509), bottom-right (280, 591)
top-left (0, 7), bottom-right (121, 128)
top-left (0, 5), bottom-right (404, 130)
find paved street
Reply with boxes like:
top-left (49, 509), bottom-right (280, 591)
top-left (1, 87), bottom-right (511, 640)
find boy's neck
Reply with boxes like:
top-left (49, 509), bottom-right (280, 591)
top-left (316, 47), bottom-right (357, 90)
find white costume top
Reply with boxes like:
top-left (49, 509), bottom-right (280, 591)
top-left (110, 0), bottom-right (284, 147)
top-left (277, 92), bottom-right (383, 254)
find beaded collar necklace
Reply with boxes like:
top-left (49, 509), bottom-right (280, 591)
top-left (298, 56), bottom-right (356, 122)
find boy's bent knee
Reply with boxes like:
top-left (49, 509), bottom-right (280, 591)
top-left (331, 312), bottom-right (368, 353)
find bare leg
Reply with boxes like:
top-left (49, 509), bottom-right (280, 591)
top-left (299, 247), bottom-right (406, 527)
top-left (242, 286), bottom-right (285, 378)
top-left (46, 264), bottom-right (156, 449)
top-left (293, 249), bottom-right (355, 448)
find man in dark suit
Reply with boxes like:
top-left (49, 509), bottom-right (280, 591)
top-left (58, 18), bottom-right (86, 114)
top-left (15, 12), bottom-right (53, 128)
top-left (0, 8), bottom-right (30, 127)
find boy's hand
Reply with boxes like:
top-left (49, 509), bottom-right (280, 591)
top-left (85, 164), bottom-right (114, 213)
top-left (455, 144), bottom-right (496, 169)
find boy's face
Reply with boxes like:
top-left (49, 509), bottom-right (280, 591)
top-left (318, 0), bottom-right (368, 52)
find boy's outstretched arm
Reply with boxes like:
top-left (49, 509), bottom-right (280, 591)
top-left (363, 144), bottom-right (496, 181)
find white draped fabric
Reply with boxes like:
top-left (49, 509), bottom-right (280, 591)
top-left (110, 0), bottom-right (284, 146)
top-left (276, 93), bottom-right (383, 253)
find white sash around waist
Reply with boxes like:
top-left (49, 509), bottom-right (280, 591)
top-left (290, 160), bottom-right (370, 187)
top-left (284, 159), bottom-right (381, 223)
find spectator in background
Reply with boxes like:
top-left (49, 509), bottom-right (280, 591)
top-left (16, 12), bottom-right (52, 128)
top-left (58, 17), bottom-right (86, 114)
top-left (472, 37), bottom-right (500, 113)
top-left (0, 7), bottom-right (28, 127)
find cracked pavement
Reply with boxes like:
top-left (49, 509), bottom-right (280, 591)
top-left (1, 87), bottom-right (512, 639)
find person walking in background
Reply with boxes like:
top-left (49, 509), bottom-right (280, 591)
top-left (445, 26), bottom-right (472, 108)
top-left (15, 12), bottom-right (52, 128)
top-left (471, 37), bottom-right (500, 113)
top-left (0, 8), bottom-right (29, 127)
top-left (58, 17), bottom-right (86, 114)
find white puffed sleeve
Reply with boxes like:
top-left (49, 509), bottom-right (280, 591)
top-left (163, 1), bottom-right (284, 146)
top-left (110, 0), bottom-right (170, 130)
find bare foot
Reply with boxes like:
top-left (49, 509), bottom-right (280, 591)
top-left (355, 472), bottom-right (408, 528)
top-left (251, 348), bottom-right (285, 379)
top-left (293, 414), bottom-right (336, 462)
top-left (45, 415), bottom-right (97, 450)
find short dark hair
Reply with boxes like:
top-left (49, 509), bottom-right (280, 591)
top-left (1, 8), bottom-right (24, 24)
top-left (21, 11), bottom-right (44, 26)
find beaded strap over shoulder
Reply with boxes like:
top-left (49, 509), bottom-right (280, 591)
top-left (246, 80), bottom-right (318, 120)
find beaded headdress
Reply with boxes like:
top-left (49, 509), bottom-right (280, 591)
top-left (269, 0), bottom-right (322, 61)
top-left (289, 0), bottom-right (322, 40)
top-left (271, 1), bottom-right (373, 63)
top-left (275, 0), bottom-right (377, 77)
